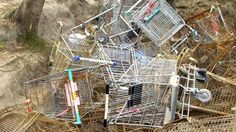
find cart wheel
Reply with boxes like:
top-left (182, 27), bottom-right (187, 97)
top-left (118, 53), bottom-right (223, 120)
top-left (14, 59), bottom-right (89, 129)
top-left (98, 34), bottom-right (109, 43)
top-left (193, 89), bottom-right (212, 103)
top-left (192, 31), bottom-right (201, 42)
top-left (98, 16), bottom-right (105, 25)
top-left (195, 69), bottom-right (208, 83)
top-left (80, 23), bottom-right (86, 30)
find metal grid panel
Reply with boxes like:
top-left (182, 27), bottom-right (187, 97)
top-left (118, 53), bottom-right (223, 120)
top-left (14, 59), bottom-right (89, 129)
top-left (190, 78), bottom-right (236, 114)
top-left (98, 15), bottom-right (140, 45)
top-left (51, 39), bottom-right (112, 73)
top-left (108, 84), bottom-right (171, 128)
top-left (24, 72), bottom-right (74, 120)
top-left (167, 115), bottom-right (236, 132)
top-left (197, 6), bottom-right (230, 44)
top-left (100, 44), bottom-right (136, 83)
top-left (51, 6), bottom-right (139, 73)
top-left (71, 42), bottom-right (112, 68)
top-left (119, 58), bottom-right (177, 85)
top-left (24, 70), bottom-right (98, 120)
top-left (129, 0), bottom-right (185, 46)
top-left (0, 112), bottom-right (26, 132)
top-left (179, 64), bottom-right (212, 118)
top-left (50, 48), bottom-right (71, 74)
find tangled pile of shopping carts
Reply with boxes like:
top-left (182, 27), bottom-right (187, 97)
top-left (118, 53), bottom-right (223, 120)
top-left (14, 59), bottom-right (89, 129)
top-left (24, 0), bottom-right (236, 129)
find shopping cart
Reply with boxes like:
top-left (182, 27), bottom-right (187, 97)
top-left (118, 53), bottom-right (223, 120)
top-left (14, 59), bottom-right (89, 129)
top-left (24, 66), bottom-right (105, 123)
top-left (51, 4), bottom-right (137, 73)
top-left (99, 43), bottom-right (137, 83)
top-left (119, 57), bottom-right (177, 85)
top-left (106, 83), bottom-right (173, 128)
top-left (162, 114), bottom-right (236, 132)
top-left (186, 72), bottom-right (236, 115)
top-left (196, 4), bottom-right (232, 44)
top-left (103, 57), bottom-right (181, 128)
top-left (126, 0), bottom-right (185, 46)
top-left (69, 2), bottom-right (140, 46)
top-left (50, 32), bottom-right (113, 74)
top-left (178, 64), bottom-right (212, 118)
top-left (70, 8), bottom-right (141, 83)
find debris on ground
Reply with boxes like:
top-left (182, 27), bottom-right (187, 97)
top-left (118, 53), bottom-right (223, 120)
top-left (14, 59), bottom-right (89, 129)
top-left (0, 0), bottom-right (236, 132)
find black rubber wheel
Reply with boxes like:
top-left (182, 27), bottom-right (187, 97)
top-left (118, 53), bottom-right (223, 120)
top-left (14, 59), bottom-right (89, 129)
top-left (98, 34), bottom-right (109, 43)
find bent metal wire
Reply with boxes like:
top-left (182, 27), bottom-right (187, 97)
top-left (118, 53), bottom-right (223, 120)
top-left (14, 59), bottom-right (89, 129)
top-left (126, 0), bottom-right (186, 46)
top-left (24, 66), bottom-right (105, 122)
top-left (178, 64), bottom-right (212, 118)
top-left (107, 83), bottom-right (173, 128)
top-left (105, 57), bottom-right (180, 128)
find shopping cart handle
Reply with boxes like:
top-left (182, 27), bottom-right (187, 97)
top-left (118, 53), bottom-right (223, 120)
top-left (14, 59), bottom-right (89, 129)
top-left (125, 0), bottom-right (142, 14)
top-left (125, 11), bottom-right (131, 16)
top-left (144, 8), bottom-right (160, 23)
top-left (75, 112), bottom-right (82, 124)
top-left (73, 55), bottom-right (80, 61)
top-left (111, 61), bottom-right (118, 67)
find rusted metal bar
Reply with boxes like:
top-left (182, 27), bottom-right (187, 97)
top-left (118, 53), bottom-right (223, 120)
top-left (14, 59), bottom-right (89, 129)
top-left (207, 72), bottom-right (236, 87)
top-left (182, 103), bottom-right (228, 115)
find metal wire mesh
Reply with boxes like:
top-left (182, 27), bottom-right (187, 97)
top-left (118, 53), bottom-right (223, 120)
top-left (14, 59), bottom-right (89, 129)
top-left (96, 15), bottom-right (140, 46)
top-left (24, 68), bottom-right (100, 121)
top-left (95, 13), bottom-right (142, 84)
top-left (17, 2), bottom-right (236, 130)
top-left (197, 5), bottom-right (230, 44)
top-left (163, 115), bottom-right (236, 132)
top-left (51, 38), bottom-right (111, 74)
top-left (128, 0), bottom-right (185, 46)
top-left (50, 43), bottom-right (71, 73)
top-left (189, 77), bottom-right (236, 114)
top-left (51, 5), bottom-right (140, 74)
top-left (0, 106), bottom-right (76, 132)
top-left (101, 0), bottom-right (143, 33)
top-left (119, 57), bottom-right (177, 85)
top-left (0, 112), bottom-right (27, 132)
top-left (71, 42), bottom-right (112, 68)
top-left (108, 84), bottom-right (172, 128)
top-left (100, 44), bottom-right (136, 83)
top-left (192, 32), bottom-right (235, 77)
top-left (179, 64), bottom-right (212, 118)
top-left (24, 72), bottom-right (74, 120)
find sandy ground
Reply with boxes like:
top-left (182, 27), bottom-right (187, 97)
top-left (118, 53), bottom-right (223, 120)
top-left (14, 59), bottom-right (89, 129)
top-left (0, 50), bottom-right (49, 109)
top-left (0, 0), bottom-right (103, 109)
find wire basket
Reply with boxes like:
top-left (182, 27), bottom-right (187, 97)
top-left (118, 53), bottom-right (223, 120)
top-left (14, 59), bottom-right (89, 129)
top-left (0, 106), bottom-right (77, 132)
top-left (189, 76), bottom-right (236, 114)
top-left (162, 115), bottom-right (236, 132)
top-left (179, 64), bottom-right (212, 118)
top-left (107, 84), bottom-right (172, 128)
top-left (197, 5), bottom-right (232, 44)
top-left (100, 44), bottom-right (136, 83)
top-left (119, 57), bottom-right (177, 85)
top-left (127, 0), bottom-right (185, 46)
top-left (24, 67), bottom-right (101, 121)
top-left (95, 14), bottom-right (140, 46)
top-left (51, 36), bottom-right (112, 73)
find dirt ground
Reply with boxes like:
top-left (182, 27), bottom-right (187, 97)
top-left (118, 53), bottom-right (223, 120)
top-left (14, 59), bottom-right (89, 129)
top-left (0, 0), bottom-right (103, 109)
top-left (0, 50), bottom-right (49, 109)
